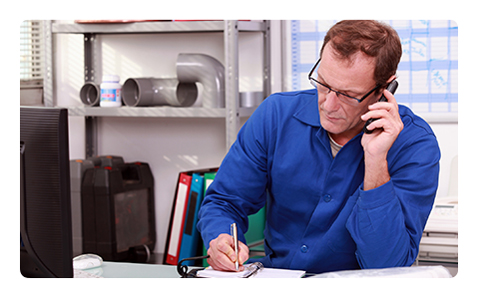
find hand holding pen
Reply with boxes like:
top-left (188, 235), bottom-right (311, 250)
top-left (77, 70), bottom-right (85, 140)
top-left (206, 224), bottom-right (249, 272)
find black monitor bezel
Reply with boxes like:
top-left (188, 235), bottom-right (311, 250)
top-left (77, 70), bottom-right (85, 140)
top-left (20, 106), bottom-right (73, 278)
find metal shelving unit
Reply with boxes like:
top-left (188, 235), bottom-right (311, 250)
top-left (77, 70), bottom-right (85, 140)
top-left (45, 20), bottom-right (271, 156)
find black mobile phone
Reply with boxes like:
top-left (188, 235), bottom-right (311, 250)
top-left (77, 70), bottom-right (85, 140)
top-left (363, 80), bottom-right (399, 134)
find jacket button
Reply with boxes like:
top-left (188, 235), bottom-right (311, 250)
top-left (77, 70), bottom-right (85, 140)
top-left (301, 245), bottom-right (308, 253)
top-left (324, 194), bottom-right (332, 202)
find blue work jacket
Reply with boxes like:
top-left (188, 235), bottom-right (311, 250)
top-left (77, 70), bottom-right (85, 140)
top-left (197, 89), bottom-right (440, 274)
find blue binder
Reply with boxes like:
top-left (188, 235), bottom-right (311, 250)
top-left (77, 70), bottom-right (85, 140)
top-left (178, 173), bottom-right (204, 265)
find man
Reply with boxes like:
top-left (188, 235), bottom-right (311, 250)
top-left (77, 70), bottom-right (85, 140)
top-left (197, 20), bottom-right (440, 274)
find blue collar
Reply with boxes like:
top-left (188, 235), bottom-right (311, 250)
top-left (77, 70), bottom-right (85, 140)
top-left (292, 89), bottom-right (321, 127)
top-left (292, 89), bottom-right (364, 146)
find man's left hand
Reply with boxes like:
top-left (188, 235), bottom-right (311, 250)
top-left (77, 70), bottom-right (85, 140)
top-left (361, 89), bottom-right (403, 158)
top-left (360, 89), bottom-right (403, 190)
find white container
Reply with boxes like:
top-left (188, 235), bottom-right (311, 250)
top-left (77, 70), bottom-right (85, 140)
top-left (100, 75), bottom-right (122, 107)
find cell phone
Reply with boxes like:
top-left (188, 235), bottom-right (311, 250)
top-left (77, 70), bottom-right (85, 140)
top-left (363, 80), bottom-right (399, 134)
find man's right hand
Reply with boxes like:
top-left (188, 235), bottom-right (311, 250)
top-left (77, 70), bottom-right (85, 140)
top-left (207, 233), bottom-right (249, 272)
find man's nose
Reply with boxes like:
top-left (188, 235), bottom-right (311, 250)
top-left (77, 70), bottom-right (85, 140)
top-left (321, 91), bottom-right (341, 111)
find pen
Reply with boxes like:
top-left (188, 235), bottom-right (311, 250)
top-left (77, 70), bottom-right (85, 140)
top-left (242, 262), bottom-right (264, 278)
top-left (230, 223), bottom-right (239, 271)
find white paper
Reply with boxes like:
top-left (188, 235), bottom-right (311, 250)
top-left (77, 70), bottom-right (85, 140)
top-left (196, 267), bottom-right (305, 278)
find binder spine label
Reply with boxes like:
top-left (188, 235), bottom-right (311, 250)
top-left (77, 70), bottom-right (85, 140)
top-left (167, 182), bottom-right (189, 261)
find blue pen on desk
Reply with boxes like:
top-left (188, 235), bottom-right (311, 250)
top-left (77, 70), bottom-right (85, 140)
top-left (230, 223), bottom-right (239, 271)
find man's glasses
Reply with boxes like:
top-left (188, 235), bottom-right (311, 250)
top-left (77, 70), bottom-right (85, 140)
top-left (308, 58), bottom-right (381, 106)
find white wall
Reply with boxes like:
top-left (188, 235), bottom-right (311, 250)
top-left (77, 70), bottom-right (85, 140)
top-left (54, 21), bottom-right (457, 256)
top-left (429, 122), bottom-right (458, 198)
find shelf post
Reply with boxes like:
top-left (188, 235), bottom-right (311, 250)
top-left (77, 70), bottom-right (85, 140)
top-left (83, 33), bottom-right (99, 158)
top-left (83, 33), bottom-right (97, 82)
top-left (263, 20), bottom-right (272, 100)
top-left (43, 20), bottom-right (53, 107)
top-left (224, 20), bottom-right (240, 151)
top-left (85, 116), bottom-right (98, 158)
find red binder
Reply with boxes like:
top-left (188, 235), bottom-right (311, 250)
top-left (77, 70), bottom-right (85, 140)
top-left (165, 172), bottom-right (192, 265)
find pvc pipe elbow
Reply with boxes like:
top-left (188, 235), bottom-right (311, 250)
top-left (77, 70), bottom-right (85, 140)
top-left (177, 53), bottom-right (225, 108)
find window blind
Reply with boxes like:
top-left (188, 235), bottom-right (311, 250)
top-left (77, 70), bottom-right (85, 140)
top-left (20, 20), bottom-right (44, 81)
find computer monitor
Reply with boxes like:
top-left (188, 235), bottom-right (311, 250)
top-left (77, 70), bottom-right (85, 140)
top-left (20, 107), bottom-right (73, 278)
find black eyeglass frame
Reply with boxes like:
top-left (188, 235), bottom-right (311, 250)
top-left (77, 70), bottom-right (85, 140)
top-left (308, 58), bottom-right (382, 105)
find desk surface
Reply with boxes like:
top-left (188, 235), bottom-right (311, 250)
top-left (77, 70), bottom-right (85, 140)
top-left (86, 262), bottom-right (185, 278)
top-left (82, 262), bottom-right (453, 278)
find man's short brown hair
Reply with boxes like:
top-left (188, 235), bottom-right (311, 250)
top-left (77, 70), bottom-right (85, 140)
top-left (320, 20), bottom-right (402, 88)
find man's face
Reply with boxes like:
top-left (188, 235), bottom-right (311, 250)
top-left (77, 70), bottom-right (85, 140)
top-left (317, 44), bottom-right (381, 143)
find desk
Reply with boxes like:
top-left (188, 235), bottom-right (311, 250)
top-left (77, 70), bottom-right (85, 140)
top-left (85, 262), bottom-right (188, 278)
top-left (82, 262), bottom-right (452, 278)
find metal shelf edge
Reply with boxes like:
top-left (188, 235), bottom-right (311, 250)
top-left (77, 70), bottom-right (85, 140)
top-left (66, 106), bottom-right (256, 118)
top-left (52, 21), bottom-right (265, 34)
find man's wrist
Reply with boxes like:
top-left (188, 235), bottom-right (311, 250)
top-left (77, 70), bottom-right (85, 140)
top-left (363, 154), bottom-right (390, 191)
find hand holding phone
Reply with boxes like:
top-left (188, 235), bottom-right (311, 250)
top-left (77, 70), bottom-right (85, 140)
top-left (363, 80), bottom-right (399, 134)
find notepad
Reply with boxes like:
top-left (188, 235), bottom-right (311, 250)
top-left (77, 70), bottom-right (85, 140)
top-left (196, 262), bottom-right (305, 278)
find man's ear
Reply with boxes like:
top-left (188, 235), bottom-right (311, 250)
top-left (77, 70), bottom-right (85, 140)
top-left (386, 75), bottom-right (397, 85)
top-left (375, 75), bottom-right (397, 99)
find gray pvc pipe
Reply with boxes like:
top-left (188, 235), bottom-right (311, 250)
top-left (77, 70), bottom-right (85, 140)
top-left (122, 78), bottom-right (198, 107)
top-left (79, 82), bottom-right (100, 106)
top-left (240, 91), bottom-right (263, 108)
top-left (176, 53), bottom-right (225, 108)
